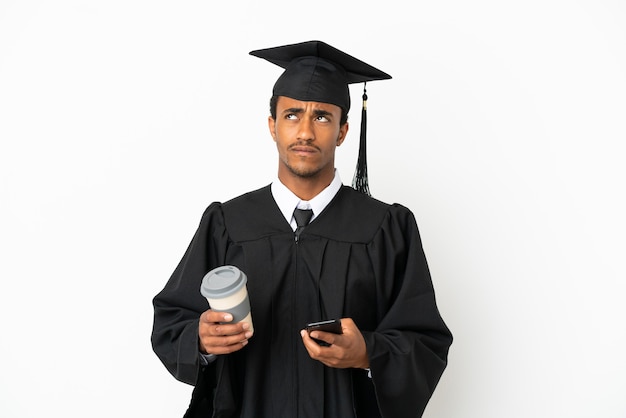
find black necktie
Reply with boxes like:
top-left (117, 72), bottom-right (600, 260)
top-left (293, 208), bottom-right (313, 241)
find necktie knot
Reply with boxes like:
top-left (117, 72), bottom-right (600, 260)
top-left (293, 208), bottom-right (313, 228)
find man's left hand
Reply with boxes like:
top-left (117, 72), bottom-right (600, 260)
top-left (300, 317), bottom-right (369, 369)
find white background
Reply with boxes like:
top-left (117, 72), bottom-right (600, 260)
top-left (1, 1), bottom-right (625, 417)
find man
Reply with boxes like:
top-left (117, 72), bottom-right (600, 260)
top-left (151, 40), bottom-right (452, 418)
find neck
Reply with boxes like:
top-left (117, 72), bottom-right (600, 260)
top-left (278, 169), bottom-right (334, 201)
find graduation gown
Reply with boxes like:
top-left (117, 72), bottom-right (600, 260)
top-left (151, 185), bottom-right (452, 418)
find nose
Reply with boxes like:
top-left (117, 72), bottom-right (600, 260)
top-left (297, 118), bottom-right (314, 142)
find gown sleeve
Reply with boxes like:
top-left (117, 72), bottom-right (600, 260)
top-left (151, 203), bottom-right (229, 386)
top-left (362, 204), bottom-right (453, 418)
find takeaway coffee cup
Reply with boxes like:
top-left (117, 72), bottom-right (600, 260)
top-left (201, 265), bottom-right (253, 332)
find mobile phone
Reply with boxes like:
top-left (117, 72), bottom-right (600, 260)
top-left (305, 319), bottom-right (342, 346)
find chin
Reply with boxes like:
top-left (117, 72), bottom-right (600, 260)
top-left (287, 165), bottom-right (321, 179)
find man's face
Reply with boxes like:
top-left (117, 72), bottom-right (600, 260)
top-left (268, 96), bottom-right (348, 180)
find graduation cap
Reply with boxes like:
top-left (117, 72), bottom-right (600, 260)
top-left (250, 40), bottom-right (391, 196)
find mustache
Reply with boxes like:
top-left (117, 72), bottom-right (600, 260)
top-left (288, 141), bottom-right (320, 151)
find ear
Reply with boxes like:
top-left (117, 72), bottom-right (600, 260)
top-left (336, 122), bottom-right (349, 146)
top-left (268, 116), bottom-right (277, 141)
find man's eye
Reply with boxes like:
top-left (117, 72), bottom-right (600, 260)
top-left (286, 114), bottom-right (298, 120)
top-left (316, 115), bottom-right (329, 122)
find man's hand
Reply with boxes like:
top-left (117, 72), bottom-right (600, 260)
top-left (198, 310), bottom-right (253, 355)
top-left (300, 317), bottom-right (369, 369)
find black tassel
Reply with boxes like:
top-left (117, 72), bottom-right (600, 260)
top-left (352, 83), bottom-right (371, 196)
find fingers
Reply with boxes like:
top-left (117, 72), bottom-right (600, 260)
top-left (199, 310), bottom-right (253, 355)
top-left (300, 329), bottom-right (344, 368)
top-left (305, 328), bottom-right (339, 347)
top-left (200, 310), bottom-right (234, 325)
top-left (300, 318), bottom-right (369, 369)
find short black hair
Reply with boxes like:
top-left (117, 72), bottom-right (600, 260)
top-left (269, 96), bottom-right (348, 126)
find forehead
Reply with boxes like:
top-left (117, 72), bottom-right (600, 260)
top-left (276, 96), bottom-right (342, 114)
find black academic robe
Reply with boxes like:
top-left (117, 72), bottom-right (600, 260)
top-left (151, 185), bottom-right (452, 418)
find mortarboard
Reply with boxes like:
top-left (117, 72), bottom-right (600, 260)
top-left (250, 40), bottom-right (391, 196)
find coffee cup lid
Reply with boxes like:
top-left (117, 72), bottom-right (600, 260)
top-left (201, 265), bottom-right (247, 298)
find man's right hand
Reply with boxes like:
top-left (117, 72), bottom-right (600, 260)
top-left (198, 310), bottom-right (253, 355)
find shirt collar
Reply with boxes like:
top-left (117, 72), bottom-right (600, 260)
top-left (271, 170), bottom-right (343, 230)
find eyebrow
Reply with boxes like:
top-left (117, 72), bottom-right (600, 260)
top-left (282, 108), bottom-right (334, 118)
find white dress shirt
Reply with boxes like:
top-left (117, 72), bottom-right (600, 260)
top-left (271, 170), bottom-right (343, 230)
